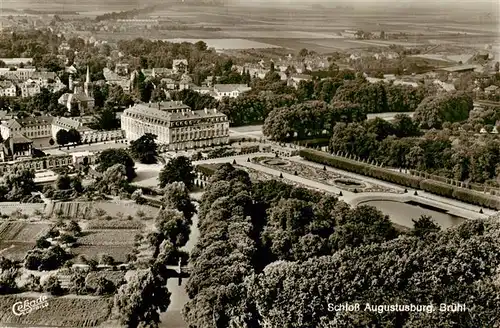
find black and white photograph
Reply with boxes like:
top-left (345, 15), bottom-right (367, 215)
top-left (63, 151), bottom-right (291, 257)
top-left (0, 0), bottom-right (498, 327)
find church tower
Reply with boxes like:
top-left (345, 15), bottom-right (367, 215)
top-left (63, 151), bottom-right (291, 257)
top-left (68, 74), bottom-right (74, 92)
top-left (84, 66), bottom-right (92, 97)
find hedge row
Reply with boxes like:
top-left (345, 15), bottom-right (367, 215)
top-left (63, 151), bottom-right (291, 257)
top-left (419, 180), bottom-right (454, 199)
top-left (300, 149), bottom-right (421, 188)
top-left (300, 149), bottom-right (500, 210)
top-left (452, 189), bottom-right (500, 210)
top-left (409, 170), bottom-right (500, 195)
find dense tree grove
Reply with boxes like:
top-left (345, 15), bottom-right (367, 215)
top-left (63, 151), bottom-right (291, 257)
top-left (184, 164), bottom-right (500, 327)
top-left (0, 30), bottom-right (63, 58)
top-left (116, 39), bottom-right (225, 75)
top-left (328, 116), bottom-right (500, 184)
top-left (263, 101), bottom-right (365, 141)
top-left (414, 92), bottom-right (474, 129)
top-left (0, 169), bottom-right (37, 201)
top-left (170, 89), bottom-right (218, 111)
top-left (114, 181), bottom-right (196, 327)
top-left (333, 80), bottom-right (429, 113)
top-left (218, 93), bottom-right (297, 126)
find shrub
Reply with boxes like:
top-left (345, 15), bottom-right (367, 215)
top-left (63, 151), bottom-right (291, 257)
top-left (59, 234), bottom-right (76, 245)
top-left (44, 276), bottom-right (64, 296)
top-left (98, 254), bottom-right (115, 266)
top-left (36, 237), bottom-right (51, 249)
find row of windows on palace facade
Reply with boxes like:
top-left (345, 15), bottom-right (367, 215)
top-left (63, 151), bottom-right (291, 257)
top-left (123, 112), bottom-right (227, 127)
top-left (0, 155), bottom-right (72, 174)
top-left (171, 129), bottom-right (229, 142)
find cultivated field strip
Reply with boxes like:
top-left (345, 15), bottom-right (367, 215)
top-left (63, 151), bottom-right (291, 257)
top-left (0, 222), bottom-right (50, 241)
top-left (0, 222), bottom-right (51, 261)
top-left (77, 230), bottom-right (138, 246)
top-left (51, 201), bottom-right (159, 218)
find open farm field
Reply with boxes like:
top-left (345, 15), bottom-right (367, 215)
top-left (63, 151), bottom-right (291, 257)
top-left (217, 30), bottom-right (343, 39)
top-left (72, 228), bottom-right (138, 263)
top-left (0, 222), bottom-right (50, 260)
top-left (72, 245), bottom-right (133, 263)
top-left (0, 294), bottom-right (112, 327)
top-left (0, 242), bottom-right (34, 261)
top-left (0, 202), bottom-right (46, 217)
top-left (0, 222), bottom-right (50, 241)
top-left (52, 201), bottom-right (159, 219)
top-left (84, 219), bottom-right (145, 230)
top-left (247, 38), bottom-right (360, 53)
top-left (165, 38), bottom-right (280, 50)
top-left (78, 229), bottom-right (138, 246)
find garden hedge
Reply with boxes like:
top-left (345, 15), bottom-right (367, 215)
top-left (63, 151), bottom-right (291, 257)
top-left (419, 180), bottom-right (454, 199)
top-left (300, 149), bottom-right (421, 188)
top-left (300, 149), bottom-right (500, 210)
top-left (452, 189), bottom-right (500, 210)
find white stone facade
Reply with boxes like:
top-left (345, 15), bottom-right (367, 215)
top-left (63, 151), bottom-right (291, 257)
top-left (121, 101), bottom-right (230, 150)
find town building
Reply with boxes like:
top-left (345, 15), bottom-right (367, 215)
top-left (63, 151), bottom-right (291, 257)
top-left (0, 116), bottom-right (53, 141)
top-left (179, 74), bottom-right (193, 90)
top-left (151, 67), bottom-right (174, 77)
top-left (114, 63), bottom-right (129, 75)
top-left (485, 85), bottom-right (499, 94)
top-left (51, 116), bottom-right (124, 144)
top-left (2, 133), bottom-right (33, 161)
top-left (172, 59), bottom-right (188, 74)
top-left (213, 84), bottom-right (251, 100)
top-left (0, 154), bottom-right (73, 174)
top-left (0, 81), bottom-right (17, 97)
top-left (103, 68), bottom-right (131, 92)
top-left (287, 74), bottom-right (313, 88)
top-left (341, 30), bottom-right (359, 39)
top-left (161, 78), bottom-right (177, 90)
top-left (58, 92), bottom-right (95, 114)
top-left (19, 81), bottom-right (41, 98)
top-left (58, 67), bottom-right (95, 114)
top-left (121, 101), bottom-right (229, 150)
top-left (0, 58), bottom-right (33, 66)
top-left (191, 86), bottom-right (214, 95)
top-left (0, 68), bottom-right (36, 80)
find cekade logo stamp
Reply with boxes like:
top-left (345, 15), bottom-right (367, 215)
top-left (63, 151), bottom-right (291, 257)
top-left (12, 295), bottom-right (49, 316)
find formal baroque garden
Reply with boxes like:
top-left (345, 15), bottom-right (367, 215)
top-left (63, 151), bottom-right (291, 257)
top-left (252, 156), bottom-right (402, 193)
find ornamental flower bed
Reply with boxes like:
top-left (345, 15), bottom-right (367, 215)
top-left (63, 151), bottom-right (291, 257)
top-left (253, 157), bottom-right (401, 194)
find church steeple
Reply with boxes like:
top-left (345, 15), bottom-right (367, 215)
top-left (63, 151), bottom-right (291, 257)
top-left (84, 66), bottom-right (91, 97)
